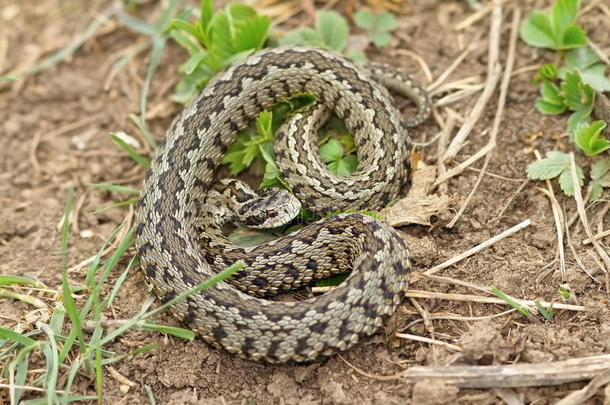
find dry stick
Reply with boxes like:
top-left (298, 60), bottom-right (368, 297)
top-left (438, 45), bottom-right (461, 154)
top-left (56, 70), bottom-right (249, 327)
top-left (443, 0), bottom-right (503, 162)
top-left (454, 1), bottom-right (496, 30)
top-left (427, 48), bottom-right (472, 93)
top-left (434, 85), bottom-right (485, 107)
top-left (565, 209), bottom-right (602, 285)
top-left (534, 147), bottom-right (567, 281)
top-left (395, 333), bottom-right (462, 352)
top-left (584, 229), bottom-right (610, 245)
top-left (404, 289), bottom-right (586, 312)
top-left (414, 219), bottom-right (531, 280)
top-left (401, 354), bottom-right (610, 388)
top-left (556, 368), bottom-right (610, 405)
top-left (569, 153), bottom-right (610, 273)
top-left (446, 7), bottom-right (521, 228)
top-left (433, 135), bottom-right (492, 186)
top-left (435, 110), bottom-right (458, 194)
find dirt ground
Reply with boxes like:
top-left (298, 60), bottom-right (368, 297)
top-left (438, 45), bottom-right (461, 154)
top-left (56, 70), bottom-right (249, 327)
top-left (1, 0), bottom-right (609, 404)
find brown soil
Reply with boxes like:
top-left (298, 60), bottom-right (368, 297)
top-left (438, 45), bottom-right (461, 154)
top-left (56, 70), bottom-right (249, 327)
top-left (1, 0), bottom-right (609, 404)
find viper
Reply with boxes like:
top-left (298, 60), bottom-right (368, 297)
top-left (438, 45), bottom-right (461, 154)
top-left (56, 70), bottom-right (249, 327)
top-left (135, 46), bottom-right (430, 363)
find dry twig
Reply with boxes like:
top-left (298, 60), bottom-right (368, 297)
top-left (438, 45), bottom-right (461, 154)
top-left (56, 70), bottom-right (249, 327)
top-left (402, 355), bottom-right (610, 388)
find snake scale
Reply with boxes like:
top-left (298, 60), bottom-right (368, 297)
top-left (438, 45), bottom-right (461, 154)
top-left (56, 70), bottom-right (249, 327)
top-left (135, 46), bottom-right (430, 363)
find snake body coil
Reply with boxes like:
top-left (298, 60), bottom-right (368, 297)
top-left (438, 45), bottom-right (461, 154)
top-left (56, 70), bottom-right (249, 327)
top-left (135, 47), bottom-right (429, 362)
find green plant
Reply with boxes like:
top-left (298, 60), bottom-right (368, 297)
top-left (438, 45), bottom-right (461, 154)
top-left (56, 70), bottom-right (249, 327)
top-left (519, 0), bottom-right (587, 50)
top-left (353, 9), bottom-right (398, 48)
top-left (527, 151), bottom-right (584, 196)
top-left (574, 121), bottom-right (609, 156)
top-left (0, 191), bottom-right (243, 403)
top-left (167, 0), bottom-right (272, 102)
top-left (589, 158), bottom-right (610, 201)
top-left (279, 10), bottom-right (366, 62)
top-left (559, 46), bottom-right (610, 92)
top-left (523, 0), bottom-right (609, 199)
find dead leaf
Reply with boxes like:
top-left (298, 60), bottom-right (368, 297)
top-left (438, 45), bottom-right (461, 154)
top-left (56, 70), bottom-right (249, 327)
top-left (380, 162), bottom-right (451, 227)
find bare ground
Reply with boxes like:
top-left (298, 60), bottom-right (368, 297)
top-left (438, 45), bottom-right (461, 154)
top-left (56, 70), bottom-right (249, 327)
top-left (1, 0), bottom-right (609, 404)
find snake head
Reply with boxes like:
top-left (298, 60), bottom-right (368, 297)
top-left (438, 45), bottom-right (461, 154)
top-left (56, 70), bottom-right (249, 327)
top-left (240, 187), bottom-right (302, 229)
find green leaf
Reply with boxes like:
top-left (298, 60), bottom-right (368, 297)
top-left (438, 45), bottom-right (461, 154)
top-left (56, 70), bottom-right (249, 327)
top-left (370, 31), bottom-right (393, 48)
top-left (550, 0), bottom-right (580, 39)
top-left (315, 273), bottom-right (349, 287)
top-left (580, 64), bottom-right (610, 93)
top-left (540, 80), bottom-right (564, 106)
top-left (315, 11), bottom-right (349, 52)
top-left (574, 120), bottom-right (610, 156)
top-left (374, 12), bottom-right (398, 31)
top-left (561, 70), bottom-right (595, 113)
top-left (354, 10), bottom-right (375, 30)
top-left (346, 49), bottom-right (367, 63)
top-left (527, 150), bottom-right (570, 179)
top-left (233, 16), bottom-right (271, 52)
top-left (565, 46), bottom-right (600, 71)
top-left (183, 51), bottom-right (206, 74)
top-left (561, 25), bottom-right (587, 49)
top-left (279, 28), bottom-right (323, 47)
top-left (520, 11), bottom-right (556, 49)
top-left (200, 0), bottom-right (214, 44)
top-left (536, 99), bottom-right (566, 115)
top-left (331, 155), bottom-right (358, 176)
top-left (169, 29), bottom-right (201, 55)
top-left (567, 109), bottom-right (590, 133)
top-left (320, 139), bottom-right (344, 163)
top-left (590, 157), bottom-right (610, 201)
top-left (558, 164), bottom-right (584, 196)
top-left (537, 63), bottom-right (559, 81)
top-left (256, 110), bottom-right (273, 139)
top-left (168, 18), bottom-right (202, 45)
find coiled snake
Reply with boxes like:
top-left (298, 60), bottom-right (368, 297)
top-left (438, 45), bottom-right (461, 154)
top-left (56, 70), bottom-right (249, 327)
top-left (135, 47), bottom-right (430, 363)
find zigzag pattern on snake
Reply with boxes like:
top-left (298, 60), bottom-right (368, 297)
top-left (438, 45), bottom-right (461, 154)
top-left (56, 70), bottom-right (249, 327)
top-left (135, 46), bottom-right (430, 363)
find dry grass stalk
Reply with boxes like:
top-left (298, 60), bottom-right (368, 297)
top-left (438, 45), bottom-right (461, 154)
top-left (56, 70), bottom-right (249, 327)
top-left (442, 0), bottom-right (503, 162)
top-left (446, 7), bottom-right (521, 228)
top-left (403, 289), bottom-right (587, 312)
top-left (411, 219), bottom-right (531, 280)
top-left (395, 332), bottom-right (462, 352)
top-left (568, 153), bottom-right (610, 273)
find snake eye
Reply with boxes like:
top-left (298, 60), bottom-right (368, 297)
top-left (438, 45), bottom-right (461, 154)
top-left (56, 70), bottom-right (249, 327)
top-left (266, 210), bottom-right (275, 217)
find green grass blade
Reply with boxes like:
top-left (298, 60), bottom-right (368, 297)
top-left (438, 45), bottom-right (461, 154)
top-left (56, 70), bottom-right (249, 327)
top-left (99, 260), bottom-right (245, 346)
top-left (129, 114), bottom-right (158, 150)
top-left (0, 327), bottom-right (37, 347)
top-left (59, 189), bottom-right (87, 358)
top-left (110, 135), bottom-right (151, 168)
top-left (101, 342), bottom-right (159, 365)
top-left (87, 183), bottom-right (139, 194)
top-left (491, 287), bottom-right (530, 317)
top-left (104, 256), bottom-right (138, 308)
top-left (90, 199), bottom-right (139, 215)
top-left (39, 323), bottom-right (59, 405)
top-left (141, 322), bottom-right (195, 340)
top-left (0, 275), bottom-right (45, 288)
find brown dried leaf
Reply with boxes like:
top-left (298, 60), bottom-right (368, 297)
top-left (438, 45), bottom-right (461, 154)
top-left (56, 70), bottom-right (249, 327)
top-left (380, 162), bottom-right (451, 227)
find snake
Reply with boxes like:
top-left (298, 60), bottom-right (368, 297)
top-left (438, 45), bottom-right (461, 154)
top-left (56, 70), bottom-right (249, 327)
top-left (134, 46), bottom-right (431, 363)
